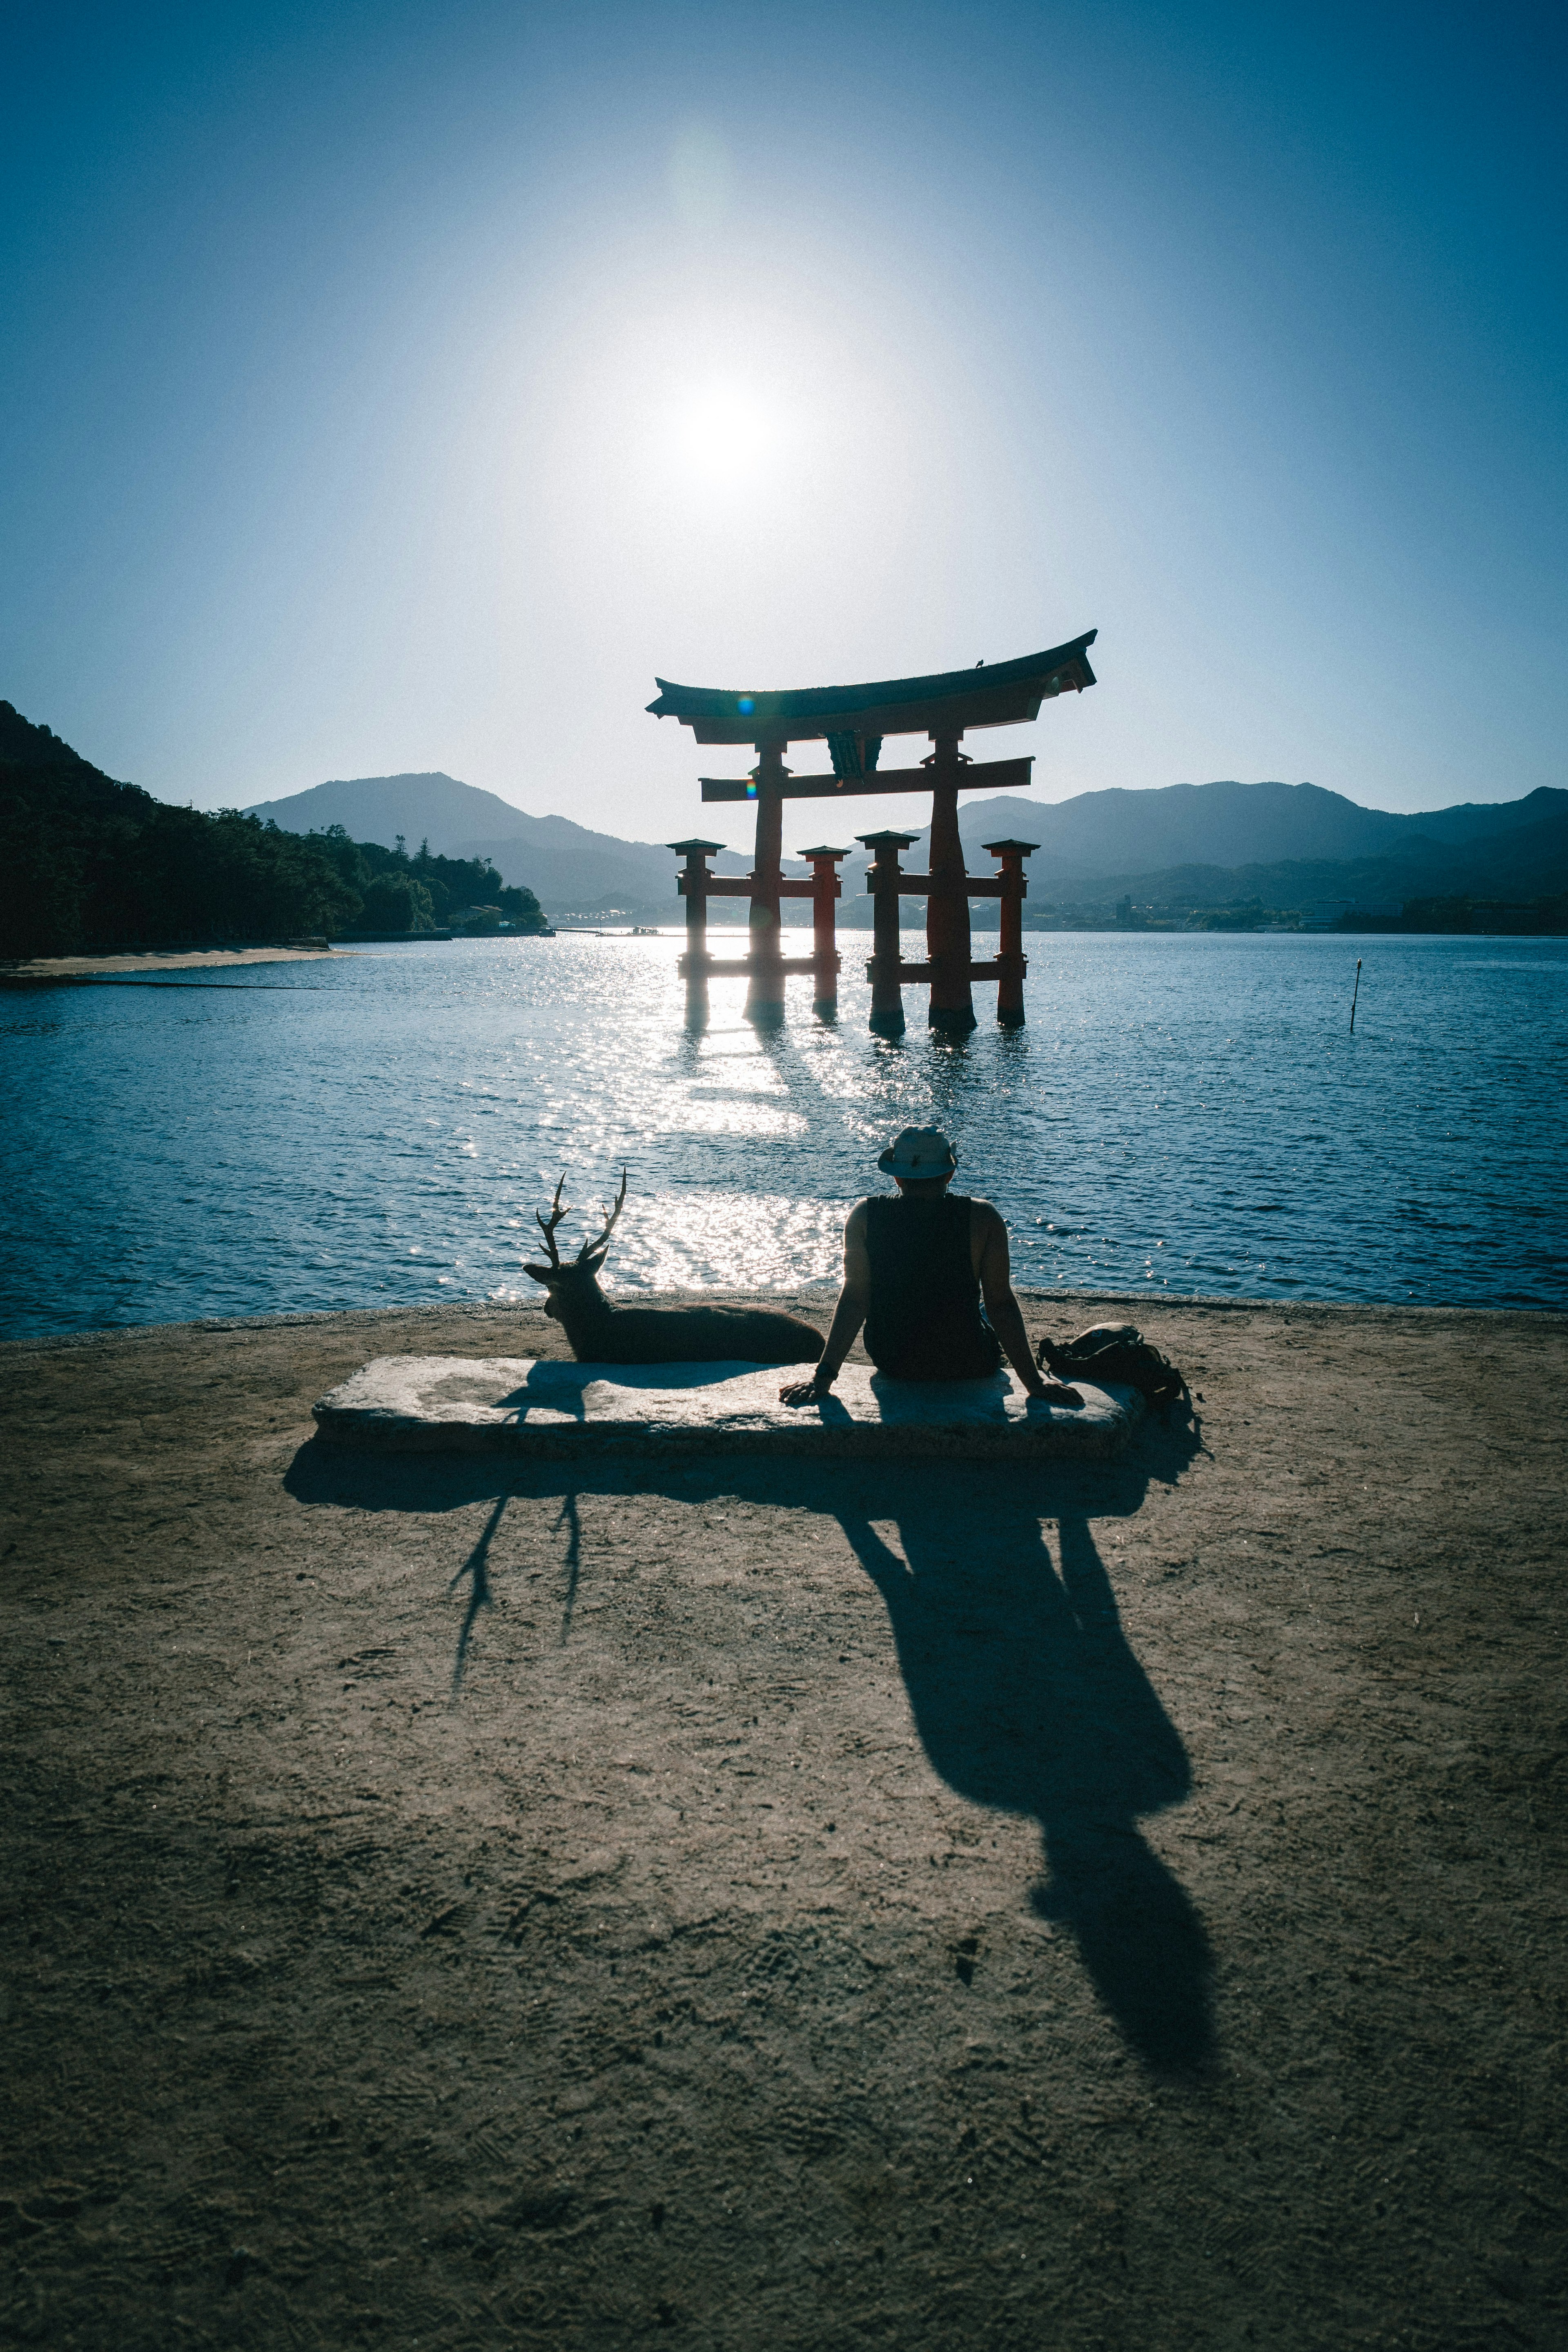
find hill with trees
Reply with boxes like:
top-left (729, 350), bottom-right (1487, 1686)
top-left (12, 708), bottom-right (1564, 950)
top-left (303, 826), bottom-right (548, 936)
top-left (249, 766), bottom-right (1568, 931)
top-left (245, 771), bottom-right (719, 917)
top-left (0, 707), bottom-right (546, 956)
top-left (936, 777), bottom-right (1568, 881)
top-left (831, 783), bottom-right (1568, 931)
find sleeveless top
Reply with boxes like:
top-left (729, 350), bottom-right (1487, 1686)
top-left (862, 1194), bottom-right (1003, 1383)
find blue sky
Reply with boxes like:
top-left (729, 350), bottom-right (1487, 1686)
top-left (4, 0), bottom-right (1564, 848)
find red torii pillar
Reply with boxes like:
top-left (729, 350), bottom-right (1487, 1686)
top-left (669, 836), bottom-right (725, 1026)
top-left (984, 837), bottom-right (1038, 1027)
top-left (800, 846), bottom-right (848, 1017)
top-left (860, 829), bottom-right (917, 1037)
top-left (856, 830), bottom-right (1038, 1034)
top-left (925, 731), bottom-right (976, 1034)
top-left (671, 835), bottom-right (849, 1026)
top-left (743, 741), bottom-right (788, 1024)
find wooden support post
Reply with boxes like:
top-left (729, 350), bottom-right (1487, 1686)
top-left (859, 830), bottom-right (917, 1037)
top-left (744, 742), bottom-right (787, 1023)
top-left (926, 731), bottom-right (976, 1034)
top-left (669, 837), bottom-right (725, 1027)
top-left (801, 846), bottom-right (848, 1018)
top-left (984, 837), bottom-right (1036, 1026)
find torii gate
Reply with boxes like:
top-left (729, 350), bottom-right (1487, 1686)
top-left (648, 632), bottom-right (1096, 1034)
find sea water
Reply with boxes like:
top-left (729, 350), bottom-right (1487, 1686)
top-left (1, 929), bottom-right (1564, 1336)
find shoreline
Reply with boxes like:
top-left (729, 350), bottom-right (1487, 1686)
top-left (0, 943), bottom-right (348, 984)
top-left (3, 1284), bottom-right (1557, 1353)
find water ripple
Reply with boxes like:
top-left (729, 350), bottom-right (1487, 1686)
top-left (1, 928), bottom-right (1564, 1334)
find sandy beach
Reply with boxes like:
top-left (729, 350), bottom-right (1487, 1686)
top-left (0, 947), bottom-right (344, 987)
top-left (2, 1291), bottom-right (1564, 2348)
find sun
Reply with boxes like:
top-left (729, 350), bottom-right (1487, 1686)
top-left (676, 383), bottom-right (775, 481)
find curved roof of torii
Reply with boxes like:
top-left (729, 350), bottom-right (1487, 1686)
top-left (646, 631), bottom-right (1097, 746)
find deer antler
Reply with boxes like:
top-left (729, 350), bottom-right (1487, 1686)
top-left (577, 1168), bottom-right (629, 1264)
top-left (534, 1173), bottom-right (570, 1270)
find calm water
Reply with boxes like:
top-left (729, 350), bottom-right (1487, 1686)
top-left (2, 930), bottom-right (1564, 1336)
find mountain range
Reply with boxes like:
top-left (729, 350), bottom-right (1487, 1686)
top-left (244, 773), bottom-right (734, 917)
top-left (246, 771), bottom-right (1568, 922)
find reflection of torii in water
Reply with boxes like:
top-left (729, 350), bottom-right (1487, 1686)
top-left (649, 635), bottom-right (1097, 1036)
top-left (832, 1448), bottom-right (1215, 2080)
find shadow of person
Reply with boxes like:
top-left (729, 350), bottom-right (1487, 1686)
top-left (284, 1410), bottom-right (1213, 2076)
top-left (829, 1431), bottom-right (1214, 2080)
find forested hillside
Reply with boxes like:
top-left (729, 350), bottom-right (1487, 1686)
top-left (0, 706), bottom-right (546, 956)
top-left (303, 826), bottom-right (548, 936)
top-left (245, 769), bottom-right (721, 913)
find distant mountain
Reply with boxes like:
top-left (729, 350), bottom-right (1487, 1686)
top-left (244, 766), bottom-right (1567, 925)
top-left (247, 771), bottom-right (550, 853)
top-left (1031, 811), bottom-right (1568, 918)
top-left (244, 771), bottom-right (751, 917)
top-left (884, 780), bottom-right (1568, 888)
top-left (819, 780), bottom-right (1568, 925)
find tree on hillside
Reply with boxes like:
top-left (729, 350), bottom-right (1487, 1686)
top-left (0, 703), bottom-right (552, 955)
top-left (359, 873), bottom-right (436, 933)
top-left (305, 825), bottom-right (548, 931)
top-left (1, 706), bottom-right (362, 955)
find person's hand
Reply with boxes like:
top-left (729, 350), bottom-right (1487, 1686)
top-left (1024, 1378), bottom-right (1085, 1409)
top-left (780, 1372), bottom-right (833, 1406)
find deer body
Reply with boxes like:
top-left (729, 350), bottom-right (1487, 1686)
top-left (523, 1175), bottom-right (824, 1368)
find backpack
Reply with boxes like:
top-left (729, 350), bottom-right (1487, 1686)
top-left (1035, 1322), bottom-right (1189, 1414)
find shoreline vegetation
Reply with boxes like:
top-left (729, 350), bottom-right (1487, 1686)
top-left (7, 700), bottom-right (1568, 951)
top-left (0, 703), bottom-right (548, 960)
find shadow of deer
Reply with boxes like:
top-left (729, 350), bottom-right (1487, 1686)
top-left (522, 1172), bottom-right (825, 1367)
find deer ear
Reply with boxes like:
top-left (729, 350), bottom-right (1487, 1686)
top-left (521, 1262), bottom-right (557, 1285)
top-left (581, 1245), bottom-right (610, 1272)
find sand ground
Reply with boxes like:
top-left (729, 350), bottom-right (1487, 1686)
top-left (2, 1293), bottom-right (1564, 2350)
top-left (0, 948), bottom-right (342, 985)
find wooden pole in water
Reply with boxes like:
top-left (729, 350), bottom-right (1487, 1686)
top-left (860, 830), bottom-right (916, 1036)
top-left (744, 742), bottom-right (788, 1024)
top-left (926, 731), bottom-right (977, 1033)
top-left (670, 838), bottom-right (724, 1027)
top-left (1350, 957), bottom-right (1362, 1033)
top-left (985, 837), bottom-right (1037, 1026)
top-left (802, 847), bottom-right (848, 1018)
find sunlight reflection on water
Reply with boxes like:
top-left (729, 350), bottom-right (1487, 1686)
top-left (1, 927), bottom-right (1564, 1333)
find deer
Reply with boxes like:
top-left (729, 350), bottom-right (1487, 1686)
top-left (521, 1173), bottom-right (826, 1367)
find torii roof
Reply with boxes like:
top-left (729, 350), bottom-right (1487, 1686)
top-left (646, 632), bottom-right (1097, 746)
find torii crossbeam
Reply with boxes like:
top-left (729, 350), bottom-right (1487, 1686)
top-left (649, 633), bottom-right (1096, 1033)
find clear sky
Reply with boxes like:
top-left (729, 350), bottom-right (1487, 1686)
top-left (4, 1), bottom-right (1564, 851)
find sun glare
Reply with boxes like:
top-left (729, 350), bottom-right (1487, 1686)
top-left (676, 383), bottom-right (775, 481)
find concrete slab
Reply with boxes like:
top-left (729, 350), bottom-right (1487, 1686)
top-left (311, 1355), bottom-right (1145, 1460)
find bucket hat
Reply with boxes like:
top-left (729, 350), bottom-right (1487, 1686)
top-left (877, 1126), bottom-right (958, 1180)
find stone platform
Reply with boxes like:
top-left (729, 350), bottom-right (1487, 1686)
top-left (311, 1356), bottom-right (1145, 1460)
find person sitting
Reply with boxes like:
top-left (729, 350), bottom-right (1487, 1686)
top-left (780, 1127), bottom-right (1083, 1407)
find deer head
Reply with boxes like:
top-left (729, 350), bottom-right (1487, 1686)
top-left (522, 1171), bottom-right (628, 1320)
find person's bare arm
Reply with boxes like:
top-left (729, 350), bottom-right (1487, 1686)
top-left (780, 1204), bottom-right (871, 1403)
top-left (975, 1202), bottom-right (1083, 1406)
